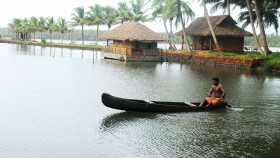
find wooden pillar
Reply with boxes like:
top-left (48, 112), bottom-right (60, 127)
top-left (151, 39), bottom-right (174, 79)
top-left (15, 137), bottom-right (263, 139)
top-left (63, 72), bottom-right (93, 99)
top-left (209, 38), bottom-right (211, 51)
top-left (181, 36), bottom-right (184, 50)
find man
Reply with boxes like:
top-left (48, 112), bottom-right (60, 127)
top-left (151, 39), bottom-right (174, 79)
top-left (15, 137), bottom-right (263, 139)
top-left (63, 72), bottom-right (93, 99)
top-left (199, 77), bottom-right (226, 107)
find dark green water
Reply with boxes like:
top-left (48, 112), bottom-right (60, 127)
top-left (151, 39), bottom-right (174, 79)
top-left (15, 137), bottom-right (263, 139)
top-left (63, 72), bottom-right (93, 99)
top-left (0, 43), bottom-right (279, 158)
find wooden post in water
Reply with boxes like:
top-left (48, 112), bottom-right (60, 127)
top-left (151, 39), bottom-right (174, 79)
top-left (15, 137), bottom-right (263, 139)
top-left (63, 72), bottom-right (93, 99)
top-left (61, 48), bottom-right (63, 57)
top-left (93, 51), bottom-right (94, 63)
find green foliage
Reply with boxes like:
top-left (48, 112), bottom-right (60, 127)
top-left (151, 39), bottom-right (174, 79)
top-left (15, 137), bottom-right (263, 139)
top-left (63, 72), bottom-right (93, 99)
top-left (208, 52), bottom-right (266, 60)
top-left (264, 53), bottom-right (280, 70)
top-left (41, 38), bottom-right (46, 44)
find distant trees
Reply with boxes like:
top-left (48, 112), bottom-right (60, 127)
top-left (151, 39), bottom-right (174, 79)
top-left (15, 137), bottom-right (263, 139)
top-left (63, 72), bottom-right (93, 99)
top-left (71, 7), bottom-right (87, 44)
top-left (6, 0), bottom-right (280, 55)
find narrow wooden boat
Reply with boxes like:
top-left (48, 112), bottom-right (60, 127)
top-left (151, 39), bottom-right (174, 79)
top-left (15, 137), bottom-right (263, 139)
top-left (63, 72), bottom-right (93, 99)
top-left (101, 93), bottom-right (230, 112)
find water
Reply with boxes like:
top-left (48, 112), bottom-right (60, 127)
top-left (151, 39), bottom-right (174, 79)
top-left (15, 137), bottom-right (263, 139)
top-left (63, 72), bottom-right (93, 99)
top-left (0, 43), bottom-right (279, 158)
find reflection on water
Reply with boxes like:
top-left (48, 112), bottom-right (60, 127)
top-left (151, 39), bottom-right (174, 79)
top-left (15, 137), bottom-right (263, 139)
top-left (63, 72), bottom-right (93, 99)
top-left (0, 43), bottom-right (280, 158)
top-left (100, 112), bottom-right (158, 132)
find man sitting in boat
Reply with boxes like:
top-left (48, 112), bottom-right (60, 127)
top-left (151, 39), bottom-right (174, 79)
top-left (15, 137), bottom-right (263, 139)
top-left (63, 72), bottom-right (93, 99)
top-left (199, 77), bottom-right (226, 107)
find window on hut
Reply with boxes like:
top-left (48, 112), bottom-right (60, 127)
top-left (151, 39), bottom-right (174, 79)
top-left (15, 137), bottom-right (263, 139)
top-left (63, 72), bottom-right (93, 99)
top-left (147, 43), bottom-right (152, 49)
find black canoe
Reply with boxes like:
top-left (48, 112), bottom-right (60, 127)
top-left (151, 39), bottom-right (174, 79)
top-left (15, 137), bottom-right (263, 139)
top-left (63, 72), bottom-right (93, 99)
top-left (101, 93), bottom-right (230, 112)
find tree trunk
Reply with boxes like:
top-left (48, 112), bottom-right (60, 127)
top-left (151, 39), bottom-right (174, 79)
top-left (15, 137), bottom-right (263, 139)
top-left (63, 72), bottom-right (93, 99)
top-left (96, 25), bottom-right (99, 45)
top-left (169, 19), bottom-right (177, 50)
top-left (50, 31), bottom-right (53, 43)
top-left (202, 0), bottom-right (221, 53)
top-left (227, 0), bottom-right (230, 15)
top-left (177, 0), bottom-right (191, 52)
top-left (61, 33), bottom-right (63, 43)
top-left (245, 0), bottom-right (263, 54)
top-left (33, 32), bottom-right (36, 41)
top-left (70, 29), bottom-right (73, 44)
top-left (162, 19), bottom-right (173, 50)
top-left (253, 0), bottom-right (271, 55)
top-left (82, 25), bottom-right (84, 45)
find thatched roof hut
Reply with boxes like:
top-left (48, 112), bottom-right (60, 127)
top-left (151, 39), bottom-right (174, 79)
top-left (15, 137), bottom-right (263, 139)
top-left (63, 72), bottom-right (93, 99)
top-left (175, 15), bottom-right (253, 53)
top-left (175, 15), bottom-right (253, 37)
top-left (100, 22), bottom-right (165, 61)
top-left (99, 22), bottom-right (165, 42)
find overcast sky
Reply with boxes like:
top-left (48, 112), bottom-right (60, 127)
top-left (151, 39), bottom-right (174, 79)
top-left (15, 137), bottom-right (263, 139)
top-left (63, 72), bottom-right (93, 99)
top-left (0, 0), bottom-right (275, 34)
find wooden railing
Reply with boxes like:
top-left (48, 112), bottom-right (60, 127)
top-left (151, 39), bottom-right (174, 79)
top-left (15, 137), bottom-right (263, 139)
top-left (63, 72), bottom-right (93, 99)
top-left (143, 49), bottom-right (161, 56)
top-left (102, 47), bottom-right (161, 56)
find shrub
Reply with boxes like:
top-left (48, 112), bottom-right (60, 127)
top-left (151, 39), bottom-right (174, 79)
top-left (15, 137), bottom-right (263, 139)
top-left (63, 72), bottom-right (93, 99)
top-left (41, 38), bottom-right (46, 44)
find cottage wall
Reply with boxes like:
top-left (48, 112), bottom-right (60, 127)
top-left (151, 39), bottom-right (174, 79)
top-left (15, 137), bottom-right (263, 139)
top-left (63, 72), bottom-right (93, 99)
top-left (192, 36), bottom-right (244, 53)
top-left (218, 37), bottom-right (244, 53)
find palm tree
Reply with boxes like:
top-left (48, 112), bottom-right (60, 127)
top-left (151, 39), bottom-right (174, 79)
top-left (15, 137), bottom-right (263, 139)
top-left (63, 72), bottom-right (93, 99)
top-left (116, 2), bottom-right (132, 24)
top-left (103, 6), bottom-right (118, 30)
top-left (20, 18), bottom-right (31, 40)
top-left (71, 7), bottom-right (87, 44)
top-left (46, 16), bottom-right (58, 43)
top-left (29, 17), bottom-right (38, 41)
top-left (163, 0), bottom-right (195, 52)
top-left (151, 0), bottom-right (173, 50)
top-left (237, 0), bottom-right (277, 55)
top-left (129, 0), bottom-right (152, 22)
top-left (88, 4), bottom-right (105, 44)
top-left (8, 18), bottom-right (22, 40)
top-left (57, 18), bottom-right (68, 43)
top-left (244, 0), bottom-right (263, 54)
top-left (200, 0), bottom-right (222, 52)
top-left (38, 17), bottom-right (46, 40)
top-left (206, 0), bottom-right (231, 15)
top-left (253, 0), bottom-right (271, 55)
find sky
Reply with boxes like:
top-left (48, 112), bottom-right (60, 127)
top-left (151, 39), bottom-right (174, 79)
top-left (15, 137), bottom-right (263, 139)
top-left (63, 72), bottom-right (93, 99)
top-left (0, 0), bottom-right (276, 34)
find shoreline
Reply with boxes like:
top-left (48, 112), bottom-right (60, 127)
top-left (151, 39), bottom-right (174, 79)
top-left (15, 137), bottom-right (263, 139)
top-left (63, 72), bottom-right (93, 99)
top-left (0, 39), bottom-right (102, 51)
top-left (1, 39), bottom-right (279, 74)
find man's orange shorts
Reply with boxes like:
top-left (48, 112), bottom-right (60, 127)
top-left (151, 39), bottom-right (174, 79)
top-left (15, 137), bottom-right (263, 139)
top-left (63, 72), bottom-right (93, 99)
top-left (205, 97), bottom-right (224, 106)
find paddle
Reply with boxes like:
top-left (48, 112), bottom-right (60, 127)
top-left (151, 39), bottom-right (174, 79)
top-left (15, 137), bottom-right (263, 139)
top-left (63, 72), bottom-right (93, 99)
top-left (225, 103), bottom-right (231, 108)
top-left (144, 99), bottom-right (155, 104)
top-left (184, 101), bottom-right (197, 107)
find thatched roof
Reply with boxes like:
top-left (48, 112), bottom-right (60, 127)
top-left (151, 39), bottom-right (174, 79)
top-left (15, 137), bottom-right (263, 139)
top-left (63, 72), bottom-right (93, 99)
top-left (99, 22), bottom-right (165, 42)
top-left (175, 15), bottom-right (253, 37)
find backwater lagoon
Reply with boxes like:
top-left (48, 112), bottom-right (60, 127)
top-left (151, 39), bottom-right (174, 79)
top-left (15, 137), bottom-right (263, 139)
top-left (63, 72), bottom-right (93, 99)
top-left (0, 43), bottom-right (279, 158)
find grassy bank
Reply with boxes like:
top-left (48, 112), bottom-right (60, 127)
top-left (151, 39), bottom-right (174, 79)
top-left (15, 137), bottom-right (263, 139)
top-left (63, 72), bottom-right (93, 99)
top-left (188, 51), bottom-right (280, 72)
top-left (0, 39), bottom-right (102, 50)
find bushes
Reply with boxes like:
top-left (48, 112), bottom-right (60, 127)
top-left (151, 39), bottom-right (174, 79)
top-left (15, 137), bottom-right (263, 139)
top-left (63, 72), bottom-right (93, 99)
top-left (264, 53), bottom-right (280, 71)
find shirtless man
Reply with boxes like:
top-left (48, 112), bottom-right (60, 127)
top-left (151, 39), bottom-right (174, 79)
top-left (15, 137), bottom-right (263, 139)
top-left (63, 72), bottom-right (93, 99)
top-left (199, 77), bottom-right (226, 107)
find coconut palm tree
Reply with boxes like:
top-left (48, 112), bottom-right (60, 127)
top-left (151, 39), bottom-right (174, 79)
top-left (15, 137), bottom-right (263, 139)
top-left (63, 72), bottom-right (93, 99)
top-left (8, 18), bottom-right (22, 40)
top-left (206, 0), bottom-right (231, 15)
top-left (116, 2), bottom-right (132, 24)
top-left (129, 0), bottom-right (152, 22)
top-left (71, 7), bottom-right (87, 44)
top-left (162, 0), bottom-right (195, 50)
top-left (20, 18), bottom-right (31, 40)
top-left (88, 4), bottom-right (105, 44)
top-left (237, 0), bottom-right (278, 55)
top-left (57, 18), bottom-right (68, 43)
top-left (38, 17), bottom-right (46, 40)
top-left (29, 17), bottom-right (38, 41)
top-left (244, 0), bottom-right (263, 54)
top-left (163, 0), bottom-right (195, 52)
top-left (46, 16), bottom-right (58, 43)
top-left (252, 0), bottom-right (271, 55)
top-left (103, 6), bottom-right (118, 30)
top-left (151, 0), bottom-right (173, 50)
top-left (199, 0), bottom-right (222, 52)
